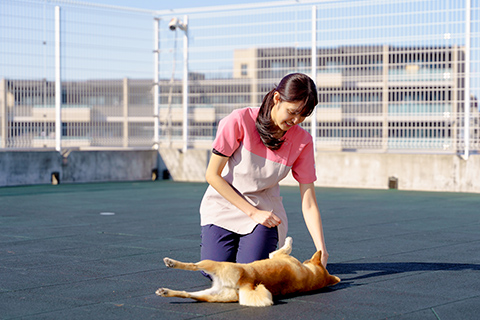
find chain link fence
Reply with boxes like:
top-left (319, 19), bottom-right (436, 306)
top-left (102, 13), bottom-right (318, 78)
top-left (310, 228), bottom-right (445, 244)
top-left (1, 0), bottom-right (479, 156)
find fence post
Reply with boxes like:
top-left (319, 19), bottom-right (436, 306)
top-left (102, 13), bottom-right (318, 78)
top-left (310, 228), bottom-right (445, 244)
top-left (463, 0), bottom-right (471, 160)
top-left (153, 17), bottom-right (160, 149)
top-left (55, 6), bottom-right (62, 152)
top-left (182, 15), bottom-right (189, 153)
top-left (0, 78), bottom-right (6, 148)
top-left (452, 45), bottom-right (459, 153)
top-left (123, 78), bottom-right (129, 148)
top-left (311, 5), bottom-right (317, 155)
top-left (382, 44), bottom-right (389, 152)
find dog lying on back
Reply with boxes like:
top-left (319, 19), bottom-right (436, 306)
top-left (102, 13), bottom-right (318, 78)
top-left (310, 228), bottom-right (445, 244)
top-left (156, 237), bottom-right (340, 307)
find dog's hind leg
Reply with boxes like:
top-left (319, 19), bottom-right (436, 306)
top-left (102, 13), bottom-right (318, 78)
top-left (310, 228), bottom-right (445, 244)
top-left (159, 258), bottom-right (240, 303)
top-left (163, 257), bottom-right (199, 271)
top-left (156, 281), bottom-right (238, 303)
top-left (163, 258), bottom-right (225, 274)
top-left (238, 283), bottom-right (273, 307)
top-left (164, 258), bottom-right (240, 284)
top-left (269, 236), bottom-right (293, 259)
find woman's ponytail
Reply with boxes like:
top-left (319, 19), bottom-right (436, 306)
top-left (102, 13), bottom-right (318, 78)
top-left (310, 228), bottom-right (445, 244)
top-left (255, 89), bottom-right (284, 150)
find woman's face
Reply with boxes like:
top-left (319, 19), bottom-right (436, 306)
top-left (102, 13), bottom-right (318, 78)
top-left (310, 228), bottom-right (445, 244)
top-left (271, 92), bottom-right (306, 132)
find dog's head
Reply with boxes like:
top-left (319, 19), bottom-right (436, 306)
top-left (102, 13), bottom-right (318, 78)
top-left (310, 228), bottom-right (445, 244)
top-left (303, 250), bottom-right (341, 287)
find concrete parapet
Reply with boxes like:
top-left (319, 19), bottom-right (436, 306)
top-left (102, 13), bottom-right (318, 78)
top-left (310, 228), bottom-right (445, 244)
top-left (158, 148), bottom-right (209, 182)
top-left (313, 152), bottom-right (480, 193)
top-left (1, 149), bottom-right (479, 193)
top-left (61, 150), bottom-right (158, 183)
top-left (0, 149), bottom-right (158, 187)
top-left (0, 151), bottom-right (62, 186)
top-left (157, 149), bottom-right (480, 193)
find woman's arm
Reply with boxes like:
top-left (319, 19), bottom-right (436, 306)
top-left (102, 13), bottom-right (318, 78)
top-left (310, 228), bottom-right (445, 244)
top-left (205, 153), bottom-right (282, 228)
top-left (299, 182), bottom-right (329, 267)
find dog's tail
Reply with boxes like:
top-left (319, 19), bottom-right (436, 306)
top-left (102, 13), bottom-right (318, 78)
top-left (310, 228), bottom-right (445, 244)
top-left (238, 284), bottom-right (273, 307)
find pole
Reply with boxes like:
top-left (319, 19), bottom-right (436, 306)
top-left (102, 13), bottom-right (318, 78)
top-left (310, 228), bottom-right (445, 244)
top-left (55, 6), bottom-right (62, 153)
top-left (311, 6), bottom-right (317, 155)
top-left (1, 78), bottom-right (6, 148)
top-left (153, 18), bottom-right (160, 149)
top-left (182, 15), bottom-right (189, 153)
top-left (123, 78), bottom-right (129, 148)
top-left (463, 0), bottom-right (471, 160)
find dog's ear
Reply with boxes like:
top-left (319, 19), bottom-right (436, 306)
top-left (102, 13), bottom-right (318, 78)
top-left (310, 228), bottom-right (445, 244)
top-left (327, 275), bottom-right (341, 286)
top-left (305, 250), bottom-right (322, 265)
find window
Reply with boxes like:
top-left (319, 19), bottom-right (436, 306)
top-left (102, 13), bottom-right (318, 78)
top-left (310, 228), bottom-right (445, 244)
top-left (241, 64), bottom-right (248, 76)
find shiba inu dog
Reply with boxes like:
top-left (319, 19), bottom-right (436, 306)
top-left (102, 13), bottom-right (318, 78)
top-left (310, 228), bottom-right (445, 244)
top-left (156, 237), bottom-right (340, 306)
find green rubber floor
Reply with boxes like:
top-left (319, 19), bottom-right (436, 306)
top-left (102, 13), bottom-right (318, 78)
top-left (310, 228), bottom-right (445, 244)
top-left (1, 181), bottom-right (479, 319)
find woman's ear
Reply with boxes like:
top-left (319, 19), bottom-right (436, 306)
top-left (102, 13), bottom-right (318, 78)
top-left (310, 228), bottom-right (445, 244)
top-left (273, 91), bottom-right (281, 105)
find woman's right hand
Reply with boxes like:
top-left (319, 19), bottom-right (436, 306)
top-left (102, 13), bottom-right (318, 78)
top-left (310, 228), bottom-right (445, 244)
top-left (249, 209), bottom-right (282, 228)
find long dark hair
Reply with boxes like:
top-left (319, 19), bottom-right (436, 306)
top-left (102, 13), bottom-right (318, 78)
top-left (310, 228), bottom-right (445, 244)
top-left (256, 73), bottom-right (318, 150)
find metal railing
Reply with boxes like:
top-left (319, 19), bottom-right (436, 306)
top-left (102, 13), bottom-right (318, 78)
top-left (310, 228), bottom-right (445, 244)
top-left (1, 0), bottom-right (479, 157)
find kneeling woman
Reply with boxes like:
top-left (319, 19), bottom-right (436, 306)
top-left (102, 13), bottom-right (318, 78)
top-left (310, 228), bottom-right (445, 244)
top-left (199, 73), bottom-right (328, 271)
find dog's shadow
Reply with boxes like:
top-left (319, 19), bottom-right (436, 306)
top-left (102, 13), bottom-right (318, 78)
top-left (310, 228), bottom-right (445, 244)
top-left (274, 285), bottom-right (339, 304)
top-left (275, 261), bottom-right (480, 303)
top-left (327, 261), bottom-right (480, 288)
top-left (329, 261), bottom-right (480, 279)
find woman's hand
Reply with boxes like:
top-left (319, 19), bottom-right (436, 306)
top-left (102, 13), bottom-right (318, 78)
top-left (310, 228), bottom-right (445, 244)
top-left (249, 209), bottom-right (282, 228)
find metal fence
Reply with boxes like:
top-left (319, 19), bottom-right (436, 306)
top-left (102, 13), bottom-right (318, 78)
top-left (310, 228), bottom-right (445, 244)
top-left (1, 0), bottom-right (479, 157)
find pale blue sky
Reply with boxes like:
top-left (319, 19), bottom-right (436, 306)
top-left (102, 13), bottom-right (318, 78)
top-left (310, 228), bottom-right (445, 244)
top-left (79, 0), bottom-right (277, 11)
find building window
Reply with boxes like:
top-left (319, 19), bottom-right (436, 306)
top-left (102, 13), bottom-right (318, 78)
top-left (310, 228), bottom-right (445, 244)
top-left (241, 64), bottom-right (248, 76)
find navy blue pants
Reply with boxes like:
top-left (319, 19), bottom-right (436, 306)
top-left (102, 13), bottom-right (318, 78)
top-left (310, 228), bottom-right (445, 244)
top-left (200, 224), bottom-right (278, 276)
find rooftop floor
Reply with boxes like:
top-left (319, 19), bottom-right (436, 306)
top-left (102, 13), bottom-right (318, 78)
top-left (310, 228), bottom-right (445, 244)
top-left (1, 181), bottom-right (479, 319)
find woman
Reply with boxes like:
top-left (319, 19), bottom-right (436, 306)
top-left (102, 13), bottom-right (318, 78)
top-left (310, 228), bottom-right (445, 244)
top-left (199, 73), bottom-right (328, 270)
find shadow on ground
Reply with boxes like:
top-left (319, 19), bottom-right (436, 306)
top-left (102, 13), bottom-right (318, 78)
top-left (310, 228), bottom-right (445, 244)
top-left (328, 262), bottom-right (480, 281)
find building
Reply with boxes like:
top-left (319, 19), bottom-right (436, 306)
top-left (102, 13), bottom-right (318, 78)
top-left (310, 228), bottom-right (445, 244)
top-left (233, 45), bottom-right (479, 153)
top-left (1, 45), bottom-right (478, 152)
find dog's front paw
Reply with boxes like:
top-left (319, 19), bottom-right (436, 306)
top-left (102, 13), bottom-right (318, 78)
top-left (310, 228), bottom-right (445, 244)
top-left (163, 257), bottom-right (175, 268)
top-left (156, 288), bottom-right (169, 296)
top-left (285, 237), bottom-right (293, 246)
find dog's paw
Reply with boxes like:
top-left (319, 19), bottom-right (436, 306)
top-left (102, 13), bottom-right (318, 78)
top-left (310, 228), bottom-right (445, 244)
top-left (156, 288), bottom-right (169, 296)
top-left (285, 237), bottom-right (293, 246)
top-left (163, 257), bottom-right (175, 268)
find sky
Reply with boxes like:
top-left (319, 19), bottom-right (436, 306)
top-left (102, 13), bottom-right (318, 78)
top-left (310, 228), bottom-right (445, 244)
top-left (77, 0), bottom-right (276, 11)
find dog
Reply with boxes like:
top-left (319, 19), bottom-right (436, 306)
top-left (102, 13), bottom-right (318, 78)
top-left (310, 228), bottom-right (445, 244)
top-left (156, 237), bottom-right (340, 307)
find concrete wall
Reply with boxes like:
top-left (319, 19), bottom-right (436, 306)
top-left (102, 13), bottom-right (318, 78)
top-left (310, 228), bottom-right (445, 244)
top-left (160, 149), bottom-right (480, 194)
top-left (0, 150), bottom-right (159, 186)
top-left (1, 149), bottom-right (479, 194)
top-left (313, 152), bottom-right (480, 193)
top-left (158, 148), bottom-right (209, 182)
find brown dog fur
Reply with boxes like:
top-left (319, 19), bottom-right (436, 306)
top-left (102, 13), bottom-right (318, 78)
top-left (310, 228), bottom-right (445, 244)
top-left (156, 237), bottom-right (340, 307)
